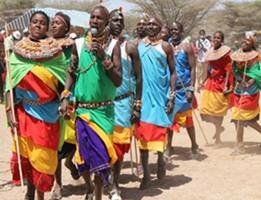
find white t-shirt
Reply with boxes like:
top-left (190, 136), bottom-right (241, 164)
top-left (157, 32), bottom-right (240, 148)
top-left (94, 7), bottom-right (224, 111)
top-left (196, 38), bottom-right (211, 63)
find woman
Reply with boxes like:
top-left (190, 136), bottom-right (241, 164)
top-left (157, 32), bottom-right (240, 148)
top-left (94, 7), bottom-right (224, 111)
top-left (230, 32), bottom-right (261, 154)
top-left (5, 11), bottom-right (67, 200)
top-left (200, 31), bottom-right (233, 144)
top-left (50, 12), bottom-right (78, 200)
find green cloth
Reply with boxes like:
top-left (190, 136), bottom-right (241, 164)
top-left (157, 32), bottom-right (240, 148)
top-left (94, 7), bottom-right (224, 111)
top-left (233, 61), bottom-right (261, 89)
top-left (5, 52), bottom-right (67, 92)
top-left (74, 42), bottom-right (116, 134)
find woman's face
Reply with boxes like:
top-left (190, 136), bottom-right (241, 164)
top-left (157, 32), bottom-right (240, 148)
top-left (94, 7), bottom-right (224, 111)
top-left (212, 32), bottom-right (223, 50)
top-left (29, 13), bottom-right (48, 40)
top-left (241, 37), bottom-right (254, 52)
top-left (51, 16), bottom-right (68, 38)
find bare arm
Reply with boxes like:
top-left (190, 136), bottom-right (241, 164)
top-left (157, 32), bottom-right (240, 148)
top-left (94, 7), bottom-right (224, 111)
top-left (126, 41), bottom-right (142, 100)
top-left (64, 44), bottom-right (78, 91)
top-left (184, 43), bottom-right (196, 87)
top-left (162, 41), bottom-right (176, 113)
top-left (106, 41), bottom-right (122, 87)
top-left (162, 41), bottom-right (176, 94)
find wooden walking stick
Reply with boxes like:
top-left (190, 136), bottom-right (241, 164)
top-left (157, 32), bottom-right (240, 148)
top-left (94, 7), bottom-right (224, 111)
top-left (176, 73), bottom-right (210, 145)
top-left (4, 25), bottom-right (24, 187)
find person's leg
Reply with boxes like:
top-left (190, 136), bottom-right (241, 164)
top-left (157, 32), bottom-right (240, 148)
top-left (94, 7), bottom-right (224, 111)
top-left (165, 129), bottom-right (174, 158)
top-left (24, 182), bottom-right (35, 200)
top-left (50, 160), bottom-right (62, 200)
top-left (231, 121), bottom-right (245, 155)
top-left (112, 160), bottom-right (122, 191)
top-left (248, 121), bottom-right (261, 133)
top-left (94, 174), bottom-right (103, 200)
top-left (212, 117), bottom-right (224, 144)
top-left (157, 151), bottom-right (166, 179)
top-left (186, 126), bottom-right (199, 154)
top-left (82, 171), bottom-right (95, 200)
top-left (139, 149), bottom-right (150, 190)
top-left (36, 190), bottom-right (44, 200)
top-left (64, 149), bottom-right (79, 180)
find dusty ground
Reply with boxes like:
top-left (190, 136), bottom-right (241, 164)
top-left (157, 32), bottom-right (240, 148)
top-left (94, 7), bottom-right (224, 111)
top-left (0, 103), bottom-right (261, 200)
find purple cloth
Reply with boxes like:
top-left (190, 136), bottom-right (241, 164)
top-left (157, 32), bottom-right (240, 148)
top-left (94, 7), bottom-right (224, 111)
top-left (76, 118), bottom-right (111, 186)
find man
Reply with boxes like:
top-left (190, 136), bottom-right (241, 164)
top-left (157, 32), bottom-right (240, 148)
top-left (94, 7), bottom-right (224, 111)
top-left (135, 17), bottom-right (176, 190)
top-left (166, 21), bottom-right (199, 157)
top-left (60, 5), bottom-right (122, 200)
top-left (108, 8), bottom-right (142, 200)
top-left (195, 29), bottom-right (211, 91)
top-left (133, 18), bottom-right (148, 45)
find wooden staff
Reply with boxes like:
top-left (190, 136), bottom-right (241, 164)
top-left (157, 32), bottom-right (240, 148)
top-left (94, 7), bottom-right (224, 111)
top-left (176, 73), bottom-right (209, 145)
top-left (4, 25), bottom-right (24, 187)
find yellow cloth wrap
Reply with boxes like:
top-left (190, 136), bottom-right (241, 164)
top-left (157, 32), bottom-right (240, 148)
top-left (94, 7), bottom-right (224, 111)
top-left (138, 140), bottom-right (166, 152)
top-left (112, 126), bottom-right (133, 144)
top-left (74, 115), bottom-right (118, 166)
top-left (232, 106), bottom-right (260, 121)
top-left (175, 109), bottom-right (193, 127)
top-left (64, 115), bottom-right (76, 144)
top-left (200, 90), bottom-right (229, 117)
top-left (31, 65), bottom-right (59, 93)
top-left (12, 136), bottom-right (57, 175)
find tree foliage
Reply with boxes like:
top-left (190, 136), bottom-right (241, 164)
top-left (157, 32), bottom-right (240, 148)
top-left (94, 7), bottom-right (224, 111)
top-left (37, 0), bottom-right (99, 13)
top-left (223, 0), bottom-right (261, 33)
top-left (127, 0), bottom-right (218, 36)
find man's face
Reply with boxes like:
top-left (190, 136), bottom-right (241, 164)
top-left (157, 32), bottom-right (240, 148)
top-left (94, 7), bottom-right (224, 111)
top-left (89, 8), bottom-right (108, 35)
top-left (171, 23), bottom-right (182, 41)
top-left (109, 11), bottom-right (124, 37)
top-left (199, 31), bottom-right (206, 39)
top-left (147, 18), bottom-right (162, 37)
top-left (136, 19), bottom-right (147, 37)
top-left (161, 26), bottom-right (169, 42)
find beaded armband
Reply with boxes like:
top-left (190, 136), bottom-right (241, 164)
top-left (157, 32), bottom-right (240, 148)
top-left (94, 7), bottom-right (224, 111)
top-left (60, 89), bottom-right (71, 102)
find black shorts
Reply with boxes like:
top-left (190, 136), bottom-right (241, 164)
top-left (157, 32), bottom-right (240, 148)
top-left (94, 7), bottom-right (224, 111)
top-left (58, 142), bottom-right (76, 160)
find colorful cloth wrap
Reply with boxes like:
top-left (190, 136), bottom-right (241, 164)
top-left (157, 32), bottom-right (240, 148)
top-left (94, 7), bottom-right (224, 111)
top-left (231, 59), bottom-right (261, 121)
top-left (7, 51), bottom-right (67, 192)
top-left (135, 39), bottom-right (171, 152)
top-left (170, 49), bottom-right (194, 131)
top-left (74, 37), bottom-right (118, 185)
top-left (113, 41), bottom-right (135, 160)
top-left (200, 53), bottom-right (232, 121)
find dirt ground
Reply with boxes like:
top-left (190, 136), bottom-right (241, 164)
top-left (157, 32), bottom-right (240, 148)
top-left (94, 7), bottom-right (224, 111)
top-left (0, 102), bottom-right (261, 200)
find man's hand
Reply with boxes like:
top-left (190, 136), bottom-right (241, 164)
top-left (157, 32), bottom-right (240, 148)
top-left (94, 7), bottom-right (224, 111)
top-left (165, 99), bottom-right (174, 114)
top-left (186, 91), bottom-right (194, 103)
top-left (91, 38), bottom-right (106, 60)
top-left (6, 111), bottom-right (18, 130)
top-left (59, 99), bottom-right (70, 120)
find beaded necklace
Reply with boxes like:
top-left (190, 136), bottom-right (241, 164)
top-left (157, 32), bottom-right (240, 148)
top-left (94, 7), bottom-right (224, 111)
top-left (77, 30), bottom-right (111, 74)
top-left (14, 37), bottom-right (62, 61)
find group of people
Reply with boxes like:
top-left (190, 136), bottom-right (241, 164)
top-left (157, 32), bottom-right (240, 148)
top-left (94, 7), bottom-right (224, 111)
top-left (2, 4), bottom-right (260, 200)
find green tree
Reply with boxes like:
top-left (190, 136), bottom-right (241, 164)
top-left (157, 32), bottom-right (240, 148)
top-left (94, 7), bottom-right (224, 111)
top-left (127, 0), bottom-right (218, 36)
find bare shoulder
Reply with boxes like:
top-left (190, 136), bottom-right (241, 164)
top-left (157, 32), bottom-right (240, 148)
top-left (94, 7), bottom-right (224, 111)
top-left (126, 40), bottom-right (138, 55)
top-left (161, 40), bottom-right (172, 54)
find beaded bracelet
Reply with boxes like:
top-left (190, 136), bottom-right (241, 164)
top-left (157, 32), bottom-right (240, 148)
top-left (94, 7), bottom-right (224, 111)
top-left (133, 100), bottom-right (142, 110)
top-left (169, 90), bottom-right (176, 100)
top-left (186, 86), bottom-right (195, 92)
top-left (60, 89), bottom-right (71, 101)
